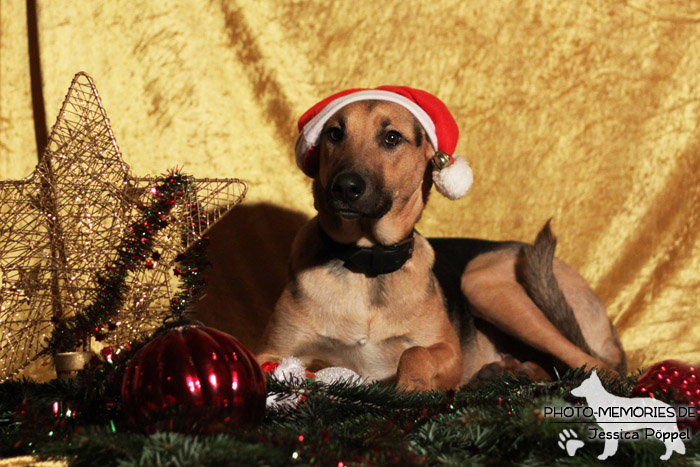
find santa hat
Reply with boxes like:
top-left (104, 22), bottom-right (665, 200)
top-left (295, 86), bottom-right (473, 200)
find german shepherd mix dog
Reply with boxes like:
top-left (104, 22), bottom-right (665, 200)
top-left (257, 87), bottom-right (626, 390)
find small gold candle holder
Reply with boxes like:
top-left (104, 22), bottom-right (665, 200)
top-left (54, 351), bottom-right (94, 379)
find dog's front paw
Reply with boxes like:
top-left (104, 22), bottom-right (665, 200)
top-left (396, 346), bottom-right (436, 391)
top-left (470, 356), bottom-right (551, 384)
top-left (397, 373), bottom-right (432, 392)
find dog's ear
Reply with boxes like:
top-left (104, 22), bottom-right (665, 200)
top-left (295, 134), bottom-right (319, 178)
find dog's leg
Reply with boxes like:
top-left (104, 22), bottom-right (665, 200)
top-left (396, 339), bottom-right (463, 391)
top-left (461, 250), bottom-right (611, 372)
top-left (256, 288), bottom-right (314, 368)
top-left (470, 355), bottom-right (551, 383)
top-left (396, 295), bottom-right (463, 391)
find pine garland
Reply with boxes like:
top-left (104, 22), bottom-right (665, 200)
top-left (1, 368), bottom-right (699, 465)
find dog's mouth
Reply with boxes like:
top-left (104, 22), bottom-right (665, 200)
top-left (327, 198), bottom-right (392, 220)
top-left (336, 208), bottom-right (362, 220)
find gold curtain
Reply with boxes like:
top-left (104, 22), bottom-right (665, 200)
top-left (2, 0), bottom-right (700, 371)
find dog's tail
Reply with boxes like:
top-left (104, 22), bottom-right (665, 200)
top-left (516, 220), bottom-right (594, 357)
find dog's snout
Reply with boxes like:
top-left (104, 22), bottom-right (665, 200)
top-left (331, 173), bottom-right (366, 203)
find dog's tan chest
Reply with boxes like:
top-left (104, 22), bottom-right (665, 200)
top-left (261, 219), bottom-right (461, 386)
top-left (292, 264), bottom-right (435, 380)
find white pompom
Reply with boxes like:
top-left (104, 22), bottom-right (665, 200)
top-left (266, 356), bottom-right (307, 409)
top-left (265, 357), bottom-right (366, 409)
top-left (432, 155), bottom-right (473, 200)
top-left (315, 367), bottom-right (363, 385)
top-left (271, 356), bottom-right (307, 381)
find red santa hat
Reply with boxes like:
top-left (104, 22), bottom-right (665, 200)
top-left (295, 86), bottom-right (473, 200)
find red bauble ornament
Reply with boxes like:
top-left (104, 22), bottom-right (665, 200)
top-left (631, 359), bottom-right (700, 433)
top-left (121, 324), bottom-right (266, 432)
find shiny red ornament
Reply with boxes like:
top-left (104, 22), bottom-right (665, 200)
top-left (121, 324), bottom-right (266, 431)
top-left (631, 359), bottom-right (700, 433)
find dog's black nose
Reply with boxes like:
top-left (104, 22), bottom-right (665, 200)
top-left (331, 172), bottom-right (366, 203)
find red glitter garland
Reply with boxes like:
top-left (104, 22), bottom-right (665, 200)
top-left (632, 359), bottom-right (700, 433)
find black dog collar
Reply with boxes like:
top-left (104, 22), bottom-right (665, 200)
top-left (318, 226), bottom-right (415, 276)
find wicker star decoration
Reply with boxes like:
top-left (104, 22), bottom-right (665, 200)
top-left (0, 72), bottom-right (247, 380)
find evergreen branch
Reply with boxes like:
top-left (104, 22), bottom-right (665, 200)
top-left (3, 362), bottom-right (698, 465)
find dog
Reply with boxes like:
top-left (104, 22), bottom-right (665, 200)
top-left (256, 86), bottom-right (626, 390)
top-left (571, 371), bottom-right (686, 460)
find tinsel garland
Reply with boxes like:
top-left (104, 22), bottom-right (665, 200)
top-left (1, 368), bottom-right (699, 465)
top-left (169, 195), bottom-right (209, 321)
top-left (48, 170), bottom-right (205, 353)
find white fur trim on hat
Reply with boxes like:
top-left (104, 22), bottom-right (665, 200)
top-left (296, 90), bottom-right (439, 169)
top-left (432, 155), bottom-right (473, 200)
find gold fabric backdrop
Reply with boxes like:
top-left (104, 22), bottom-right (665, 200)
top-left (2, 0), bottom-right (700, 371)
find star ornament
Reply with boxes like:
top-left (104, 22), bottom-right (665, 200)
top-left (0, 72), bottom-right (246, 380)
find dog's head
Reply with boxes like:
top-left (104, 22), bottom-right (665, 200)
top-left (295, 87), bottom-right (472, 245)
top-left (309, 100), bottom-right (434, 244)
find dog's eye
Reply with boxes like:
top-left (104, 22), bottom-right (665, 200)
top-left (383, 130), bottom-right (402, 147)
top-left (327, 127), bottom-right (343, 143)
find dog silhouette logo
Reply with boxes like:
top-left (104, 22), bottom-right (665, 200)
top-left (570, 371), bottom-right (687, 461)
